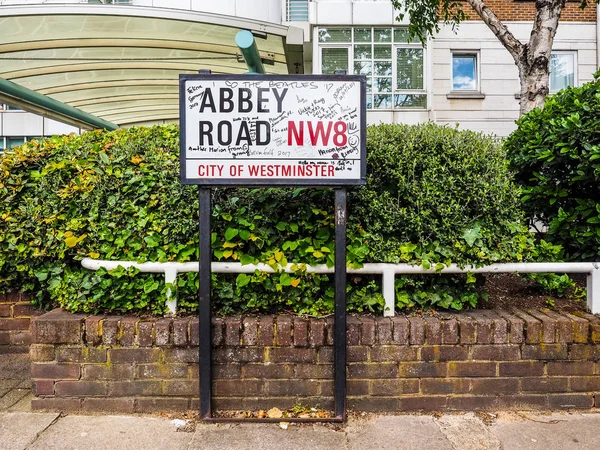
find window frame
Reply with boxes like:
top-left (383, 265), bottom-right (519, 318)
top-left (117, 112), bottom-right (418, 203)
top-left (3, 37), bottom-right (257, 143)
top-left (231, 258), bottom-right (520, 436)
top-left (550, 50), bottom-right (577, 93)
top-left (450, 50), bottom-right (481, 93)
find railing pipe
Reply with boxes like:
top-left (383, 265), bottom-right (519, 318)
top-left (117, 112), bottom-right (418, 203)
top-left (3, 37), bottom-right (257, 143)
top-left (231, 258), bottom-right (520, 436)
top-left (235, 30), bottom-right (266, 75)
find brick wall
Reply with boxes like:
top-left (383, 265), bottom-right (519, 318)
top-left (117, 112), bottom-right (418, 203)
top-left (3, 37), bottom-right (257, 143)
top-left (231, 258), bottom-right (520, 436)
top-left (462, 0), bottom-right (596, 22)
top-left (30, 308), bottom-right (600, 413)
top-left (0, 293), bottom-right (43, 353)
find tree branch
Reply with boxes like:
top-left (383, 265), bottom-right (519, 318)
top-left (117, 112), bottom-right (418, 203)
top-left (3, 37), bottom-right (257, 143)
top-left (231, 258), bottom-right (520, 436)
top-left (464, 0), bottom-right (524, 62)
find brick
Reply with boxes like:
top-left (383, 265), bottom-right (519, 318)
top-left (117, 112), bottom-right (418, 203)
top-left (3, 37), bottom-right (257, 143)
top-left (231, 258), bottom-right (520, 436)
top-left (309, 319), bottom-right (326, 348)
top-left (522, 344), bottom-right (567, 360)
top-left (347, 380), bottom-right (370, 396)
top-left (497, 395), bottom-right (548, 408)
top-left (108, 381), bottom-right (162, 396)
top-left (31, 363), bottom-right (80, 380)
top-left (0, 332), bottom-right (9, 345)
top-left (348, 363), bottom-right (398, 378)
top-left (408, 317), bottom-right (425, 345)
top-left (83, 398), bottom-right (135, 413)
top-left (457, 316), bottom-right (477, 344)
top-left (155, 318), bottom-right (171, 345)
top-left (471, 345), bottom-right (520, 361)
top-left (57, 347), bottom-right (107, 363)
top-left (0, 318), bottom-right (30, 331)
top-left (119, 317), bottom-right (138, 346)
top-left (276, 316), bottom-right (292, 346)
top-left (441, 318), bottom-right (459, 345)
top-left (481, 311), bottom-right (508, 344)
top-left (212, 318), bottom-right (224, 346)
top-left (543, 310), bottom-right (573, 343)
top-left (548, 361), bottom-right (594, 376)
top-left (14, 302), bottom-right (42, 317)
top-left (448, 396), bottom-right (500, 410)
top-left (85, 316), bottom-right (103, 345)
top-left (293, 318), bottom-right (308, 347)
top-left (295, 364), bottom-right (333, 379)
top-left (55, 381), bottom-right (107, 396)
top-left (513, 310), bottom-right (542, 344)
top-left (269, 347), bottom-right (316, 363)
top-left (138, 321), bottom-right (154, 347)
top-left (241, 317), bottom-right (258, 346)
top-left (83, 364), bottom-right (134, 380)
top-left (213, 347), bottom-right (264, 363)
top-left (527, 310), bottom-right (556, 343)
top-left (135, 398), bottom-right (189, 412)
top-left (34, 380), bottom-right (54, 395)
top-left (258, 317), bottom-right (274, 346)
top-left (376, 318), bottom-right (393, 345)
top-left (391, 317), bottom-right (409, 344)
top-left (421, 346), bottom-right (468, 362)
top-left (326, 317), bottom-right (334, 346)
top-left (29, 345), bottom-right (55, 362)
top-left (210, 363), bottom-right (239, 379)
top-left (102, 317), bottom-right (119, 346)
top-left (360, 317), bottom-right (376, 345)
top-left (173, 318), bottom-right (189, 346)
top-left (163, 380), bottom-right (199, 396)
top-left (560, 313), bottom-right (589, 344)
top-left (109, 348), bottom-right (161, 364)
top-left (398, 396), bottom-right (447, 411)
top-left (569, 376), bottom-right (600, 392)
top-left (499, 361), bottom-right (544, 377)
top-left (496, 311), bottom-right (524, 344)
top-left (371, 346), bottom-right (417, 362)
top-left (467, 312), bottom-right (493, 344)
top-left (471, 378), bottom-right (519, 394)
top-left (447, 362), bottom-right (496, 377)
top-left (348, 346), bottom-right (368, 362)
top-left (422, 378), bottom-right (470, 395)
top-left (13, 332), bottom-right (31, 346)
top-left (0, 305), bottom-right (11, 317)
top-left (580, 313), bottom-right (600, 343)
top-left (569, 344), bottom-right (600, 360)
top-left (548, 394), bottom-right (594, 409)
top-left (348, 397), bottom-right (398, 412)
top-left (267, 380), bottom-right (318, 396)
top-left (163, 348), bottom-right (198, 363)
top-left (371, 379), bottom-right (419, 395)
top-left (32, 398), bottom-right (82, 411)
top-left (214, 379), bottom-right (263, 396)
top-left (346, 316), bottom-right (360, 346)
top-left (136, 364), bottom-right (188, 379)
top-left (423, 318), bottom-right (442, 345)
top-left (319, 347), bottom-right (333, 362)
top-left (243, 363), bottom-right (294, 379)
top-left (522, 377), bottom-right (568, 393)
top-left (398, 362), bottom-right (446, 378)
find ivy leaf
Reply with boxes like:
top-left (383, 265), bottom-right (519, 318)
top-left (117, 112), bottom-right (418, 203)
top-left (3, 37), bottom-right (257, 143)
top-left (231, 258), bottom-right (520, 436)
top-left (225, 228), bottom-right (239, 241)
top-left (462, 224), bottom-right (482, 247)
top-left (236, 273), bottom-right (251, 288)
top-left (280, 273), bottom-right (292, 286)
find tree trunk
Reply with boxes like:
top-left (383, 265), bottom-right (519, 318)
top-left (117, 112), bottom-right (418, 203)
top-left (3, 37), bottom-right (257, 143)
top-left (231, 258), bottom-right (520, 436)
top-left (517, 58), bottom-right (551, 115)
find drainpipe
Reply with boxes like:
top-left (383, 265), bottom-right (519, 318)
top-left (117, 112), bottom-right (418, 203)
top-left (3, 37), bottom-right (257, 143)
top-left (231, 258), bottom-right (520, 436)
top-left (0, 77), bottom-right (118, 131)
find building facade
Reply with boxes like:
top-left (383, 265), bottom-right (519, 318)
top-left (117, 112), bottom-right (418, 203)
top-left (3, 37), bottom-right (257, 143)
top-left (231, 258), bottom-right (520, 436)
top-left (0, 0), bottom-right (598, 152)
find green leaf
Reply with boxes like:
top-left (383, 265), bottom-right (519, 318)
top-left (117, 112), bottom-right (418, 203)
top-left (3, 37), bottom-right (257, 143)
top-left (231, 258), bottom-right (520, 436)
top-left (236, 273), bottom-right (251, 288)
top-left (225, 228), bottom-right (239, 241)
top-left (279, 272), bottom-right (292, 286)
top-left (275, 222), bottom-right (286, 231)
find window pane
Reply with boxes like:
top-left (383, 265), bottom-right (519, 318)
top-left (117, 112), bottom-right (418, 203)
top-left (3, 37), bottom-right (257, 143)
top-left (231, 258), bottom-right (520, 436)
top-left (321, 48), bottom-right (348, 74)
top-left (7, 137), bottom-right (25, 149)
top-left (396, 48), bottom-right (424, 90)
top-left (365, 94), bottom-right (373, 109)
top-left (287, 0), bottom-right (309, 21)
top-left (374, 28), bottom-right (392, 42)
top-left (354, 28), bottom-right (372, 42)
top-left (318, 28), bottom-right (351, 43)
top-left (354, 45), bottom-right (372, 60)
top-left (394, 94), bottom-right (427, 108)
top-left (354, 61), bottom-right (372, 75)
top-left (394, 28), bottom-right (410, 43)
top-left (373, 94), bottom-right (392, 109)
top-left (452, 55), bottom-right (477, 90)
top-left (374, 45), bottom-right (392, 59)
top-left (375, 77), bottom-right (392, 93)
top-left (550, 53), bottom-right (575, 92)
top-left (375, 61), bottom-right (392, 76)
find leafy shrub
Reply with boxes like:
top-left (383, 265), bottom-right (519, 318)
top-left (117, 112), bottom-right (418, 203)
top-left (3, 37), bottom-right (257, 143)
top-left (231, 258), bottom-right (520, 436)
top-left (0, 123), bottom-right (551, 315)
top-left (506, 73), bottom-right (600, 261)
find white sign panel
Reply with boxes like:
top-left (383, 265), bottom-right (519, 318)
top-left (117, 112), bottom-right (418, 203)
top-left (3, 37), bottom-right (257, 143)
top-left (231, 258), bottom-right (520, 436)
top-left (180, 74), bottom-right (366, 186)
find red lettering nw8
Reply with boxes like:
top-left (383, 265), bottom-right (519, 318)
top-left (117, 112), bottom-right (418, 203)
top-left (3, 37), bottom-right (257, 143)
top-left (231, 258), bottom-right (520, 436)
top-left (287, 121), bottom-right (348, 147)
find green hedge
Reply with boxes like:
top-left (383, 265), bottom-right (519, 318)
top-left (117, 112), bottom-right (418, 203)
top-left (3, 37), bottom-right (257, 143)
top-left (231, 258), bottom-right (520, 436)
top-left (0, 123), bottom-right (555, 315)
top-left (506, 73), bottom-right (600, 261)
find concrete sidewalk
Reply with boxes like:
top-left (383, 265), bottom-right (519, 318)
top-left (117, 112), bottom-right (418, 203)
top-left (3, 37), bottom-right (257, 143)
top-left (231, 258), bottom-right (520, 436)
top-left (1, 409), bottom-right (599, 450)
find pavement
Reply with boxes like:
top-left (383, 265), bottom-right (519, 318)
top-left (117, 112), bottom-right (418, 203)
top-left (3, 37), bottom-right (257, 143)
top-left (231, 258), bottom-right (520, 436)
top-left (1, 354), bottom-right (599, 449)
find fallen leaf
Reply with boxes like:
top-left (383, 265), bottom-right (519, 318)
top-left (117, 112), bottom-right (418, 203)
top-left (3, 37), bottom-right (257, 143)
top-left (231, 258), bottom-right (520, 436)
top-left (279, 422), bottom-right (288, 430)
top-left (267, 407), bottom-right (283, 419)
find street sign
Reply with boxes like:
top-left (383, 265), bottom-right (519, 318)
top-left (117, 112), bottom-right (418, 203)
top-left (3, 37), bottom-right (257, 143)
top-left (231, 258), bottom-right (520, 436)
top-left (180, 74), bottom-right (366, 186)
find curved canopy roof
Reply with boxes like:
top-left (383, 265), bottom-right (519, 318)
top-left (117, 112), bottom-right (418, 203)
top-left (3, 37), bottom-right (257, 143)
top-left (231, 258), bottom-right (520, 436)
top-left (0, 5), bottom-right (300, 128)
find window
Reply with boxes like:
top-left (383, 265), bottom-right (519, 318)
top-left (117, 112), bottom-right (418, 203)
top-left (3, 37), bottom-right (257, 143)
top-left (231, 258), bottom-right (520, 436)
top-left (550, 51), bottom-right (576, 93)
top-left (286, 0), bottom-right (309, 21)
top-left (451, 53), bottom-right (478, 91)
top-left (7, 137), bottom-right (25, 149)
top-left (318, 27), bottom-right (426, 110)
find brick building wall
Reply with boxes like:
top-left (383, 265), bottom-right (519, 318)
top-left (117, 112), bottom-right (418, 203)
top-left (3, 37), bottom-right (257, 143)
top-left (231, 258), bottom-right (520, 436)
top-left (0, 293), bottom-right (43, 353)
top-left (30, 308), bottom-right (600, 413)
top-left (467, 0), bottom-right (597, 22)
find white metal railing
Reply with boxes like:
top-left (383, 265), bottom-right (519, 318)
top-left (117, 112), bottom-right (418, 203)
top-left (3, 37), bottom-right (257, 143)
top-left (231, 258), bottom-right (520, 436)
top-left (286, 0), bottom-right (308, 21)
top-left (81, 259), bottom-right (600, 316)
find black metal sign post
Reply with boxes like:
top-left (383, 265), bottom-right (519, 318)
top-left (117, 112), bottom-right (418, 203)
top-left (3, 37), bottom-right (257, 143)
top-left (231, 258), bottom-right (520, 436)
top-left (180, 73), bottom-right (365, 423)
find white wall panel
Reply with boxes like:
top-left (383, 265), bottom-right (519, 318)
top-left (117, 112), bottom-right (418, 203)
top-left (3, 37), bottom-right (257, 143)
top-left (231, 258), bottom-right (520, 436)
top-left (3, 112), bottom-right (43, 136)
